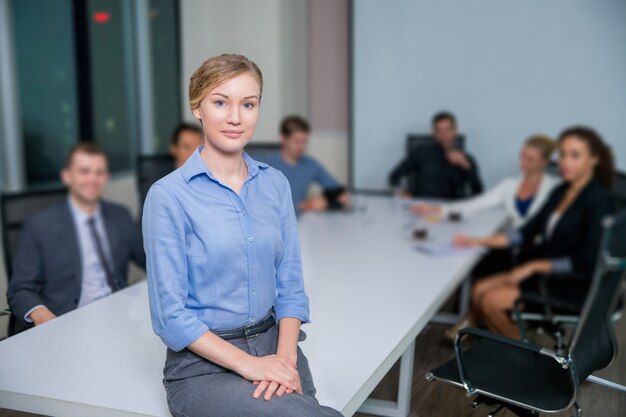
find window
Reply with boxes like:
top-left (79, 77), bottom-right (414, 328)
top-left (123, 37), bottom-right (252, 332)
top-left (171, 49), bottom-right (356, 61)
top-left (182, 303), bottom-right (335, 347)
top-left (10, 0), bottom-right (181, 187)
top-left (12, 0), bottom-right (79, 186)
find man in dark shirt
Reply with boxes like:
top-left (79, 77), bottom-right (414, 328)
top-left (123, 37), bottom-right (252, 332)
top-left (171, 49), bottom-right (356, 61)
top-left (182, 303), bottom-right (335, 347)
top-left (389, 111), bottom-right (483, 199)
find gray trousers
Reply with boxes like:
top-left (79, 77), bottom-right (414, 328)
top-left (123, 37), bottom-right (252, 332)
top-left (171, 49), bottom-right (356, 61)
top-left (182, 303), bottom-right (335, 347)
top-left (163, 323), bottom-right (344, 417)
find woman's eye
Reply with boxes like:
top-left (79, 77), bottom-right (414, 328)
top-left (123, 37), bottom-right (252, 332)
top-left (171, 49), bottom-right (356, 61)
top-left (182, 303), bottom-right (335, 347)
top-left (243, 103), bottom-right (254, 109)
top-left (215, 100), bottom-right (226, 107)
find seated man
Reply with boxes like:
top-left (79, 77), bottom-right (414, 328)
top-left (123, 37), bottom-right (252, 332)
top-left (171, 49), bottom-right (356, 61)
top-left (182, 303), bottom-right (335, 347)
top-left (262, 115), bottom-right (349, 213)
top-left (169, 122), bottom-right (204, 168)
top-left (389, 111), bottom-right (483, 199)
top-left (7, 143), bottom-right (146, 331)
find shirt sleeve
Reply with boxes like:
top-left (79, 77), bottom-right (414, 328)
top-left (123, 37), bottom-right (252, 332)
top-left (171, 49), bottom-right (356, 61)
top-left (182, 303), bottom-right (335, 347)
top-left (569, 189), bottom-right (613, 274)
top-left (6, 218), bottom-right (47, 321)
top-left (142, 184), bottom-right (209, 352)
top-left (551, 257), bottom-right (574, 274)
top-left (274, 175), bottom-right (311, 324)
top-left (389, 153), bottom-right (419, 188)
top-left (463, 153), bottom-right (484, 196)
top-left (443, 178), bottom-right (507, 217)
top-left (312, 159), bottom-right (341, 190)
top-left (23, 304), bottom-right (46, 323)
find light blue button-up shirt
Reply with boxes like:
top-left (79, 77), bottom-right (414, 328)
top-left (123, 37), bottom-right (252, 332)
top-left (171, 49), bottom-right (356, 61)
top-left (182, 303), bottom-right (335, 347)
top-left (68, 199), bottom-right (115, 307)
top-left (261, 151), bottom-right (340, 211)
top-left (142, 147), bottom-right (310, 352)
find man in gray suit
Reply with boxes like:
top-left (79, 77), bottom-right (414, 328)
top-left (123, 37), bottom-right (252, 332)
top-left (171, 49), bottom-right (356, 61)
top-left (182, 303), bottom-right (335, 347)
top-left (7, 143), bottom-right (146, 330)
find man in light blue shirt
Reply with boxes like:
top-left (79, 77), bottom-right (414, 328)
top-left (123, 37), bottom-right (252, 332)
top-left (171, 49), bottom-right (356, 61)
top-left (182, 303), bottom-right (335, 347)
top-left (261, 116), bottom-right (349, 214)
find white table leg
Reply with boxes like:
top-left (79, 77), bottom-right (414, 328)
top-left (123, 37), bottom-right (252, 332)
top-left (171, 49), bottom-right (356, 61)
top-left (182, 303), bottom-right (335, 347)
top-left (357, 340), bottom-right (416, 417)
top-left (431, 279), bottom-right (471, 325)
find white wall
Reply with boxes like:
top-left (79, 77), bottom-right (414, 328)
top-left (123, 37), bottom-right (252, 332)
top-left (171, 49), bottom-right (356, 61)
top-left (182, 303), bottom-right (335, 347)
top-left (179, 0), bottom-right (349, 186)
top-left (180, 0), bottom-right (308, 142)
top-left (353, 0), bottom-right (626, 190)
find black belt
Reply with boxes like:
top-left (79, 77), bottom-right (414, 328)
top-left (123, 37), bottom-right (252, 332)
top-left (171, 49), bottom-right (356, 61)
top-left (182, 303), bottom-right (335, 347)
top-left (213, 314), bottom-right (275, 341)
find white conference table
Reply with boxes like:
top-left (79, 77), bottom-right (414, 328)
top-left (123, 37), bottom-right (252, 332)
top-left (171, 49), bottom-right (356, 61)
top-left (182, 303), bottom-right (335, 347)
top-left (0, 195), bottom-right (506, 417)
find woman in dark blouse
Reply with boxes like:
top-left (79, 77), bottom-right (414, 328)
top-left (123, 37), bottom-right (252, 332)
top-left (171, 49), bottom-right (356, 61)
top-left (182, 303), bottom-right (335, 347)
top-left (450, 126), bottom-right (615, 339)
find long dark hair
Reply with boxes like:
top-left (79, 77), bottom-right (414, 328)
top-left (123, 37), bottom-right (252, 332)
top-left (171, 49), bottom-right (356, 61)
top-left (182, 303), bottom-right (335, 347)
top-left (558, 126), bottom-right (615, 189)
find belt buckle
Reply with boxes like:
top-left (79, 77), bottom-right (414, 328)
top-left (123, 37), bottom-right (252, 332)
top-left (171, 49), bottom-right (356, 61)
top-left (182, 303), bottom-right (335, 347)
top-left (243, 323), bottom-right (256, 339)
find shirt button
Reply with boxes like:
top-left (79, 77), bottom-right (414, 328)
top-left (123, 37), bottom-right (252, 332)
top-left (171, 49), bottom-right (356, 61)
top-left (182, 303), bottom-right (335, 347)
top-left (252, 290), bottom-right (256, 296)
top-left (248, 236), bottom-right (253, 242)
top-left (241, 210), bottom-right (246, 216)
top-left (250, 264), bottom-right (255, 269)
top-left (251, 316), bottom-right (255, 322)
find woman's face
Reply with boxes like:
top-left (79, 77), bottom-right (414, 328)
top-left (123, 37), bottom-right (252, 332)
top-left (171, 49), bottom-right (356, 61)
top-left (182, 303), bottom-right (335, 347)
top-left (558, 135), bottom-right (597, 183)
top-left (192, 73), bottom-right (261, 154)
top-left (519, 144), bottom-right (546, 175)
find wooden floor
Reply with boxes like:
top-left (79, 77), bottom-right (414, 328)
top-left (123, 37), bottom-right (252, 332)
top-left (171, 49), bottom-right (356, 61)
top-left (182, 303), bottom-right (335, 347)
top-left (1, 321), bottom-right (625, 417)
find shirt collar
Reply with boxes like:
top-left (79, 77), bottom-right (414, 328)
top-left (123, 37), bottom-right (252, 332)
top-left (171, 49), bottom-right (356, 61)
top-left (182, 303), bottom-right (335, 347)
top-left (67, 195), bottom-right (102, 224)
top-left (181, 145), bottom-right (269, 184)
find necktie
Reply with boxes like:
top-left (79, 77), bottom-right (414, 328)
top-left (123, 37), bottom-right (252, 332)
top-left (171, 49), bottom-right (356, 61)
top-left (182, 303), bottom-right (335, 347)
top-left (87, 216), bottom-right (118, 292)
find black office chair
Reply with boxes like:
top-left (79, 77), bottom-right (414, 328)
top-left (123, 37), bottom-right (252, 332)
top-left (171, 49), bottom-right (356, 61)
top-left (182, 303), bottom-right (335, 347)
top-left (244, 142), bottom-right (282, 162)
top-left (136, 154), bottom-right (175, 209)
top-left (426, 210), bottom-right (626, 417)
top-left (405, 133), bottom-right (465, 197)
top-left (513, 273), bottom-right (591, 352)
top-left (1, 188), bottom-right (68, 336)
top-left (545, 160), bottom-right (560, 177)
top-left (612, 172), bottom-right (626, 211)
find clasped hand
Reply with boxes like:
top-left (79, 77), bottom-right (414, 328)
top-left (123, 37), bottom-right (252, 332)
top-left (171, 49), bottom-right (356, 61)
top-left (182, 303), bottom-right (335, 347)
top-left (240, 354), bottom-right (302, 400)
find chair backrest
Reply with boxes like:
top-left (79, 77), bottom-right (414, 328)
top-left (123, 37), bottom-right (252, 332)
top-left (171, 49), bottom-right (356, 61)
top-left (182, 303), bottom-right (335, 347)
top-left (546, 160), bottom-right (560, 177)
top-left (1, 188), bottom-right (68, 278)
top-left (136, 154), bottom-right (175, 209)
top-left (244, 142), bottom-right (282, 162)
top-left (568, 209), bottom-right (626, 385)
top-left (612, 172), bottom-right (626, 211)
top-left (405, 134), bottom-right (465, 194)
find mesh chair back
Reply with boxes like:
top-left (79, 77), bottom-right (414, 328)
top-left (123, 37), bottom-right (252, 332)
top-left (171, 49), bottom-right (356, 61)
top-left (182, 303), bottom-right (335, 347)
top-left (569, 210), bottom-right (626, 385)
top-left (136, 154), bottom-right (175, 208)
top-left (612, 172), bottom-right (626, 211)
top-left (546, 161), bottom-right (560, 177)
top-left (405, 134), bottom-right (465, 194)
top-left (1, 188), bottom-right (68, 277)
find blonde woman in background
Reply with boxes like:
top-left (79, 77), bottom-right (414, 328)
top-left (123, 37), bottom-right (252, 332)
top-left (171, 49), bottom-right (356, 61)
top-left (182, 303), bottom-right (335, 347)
top-left (413, 134), bottom-right (560, 228)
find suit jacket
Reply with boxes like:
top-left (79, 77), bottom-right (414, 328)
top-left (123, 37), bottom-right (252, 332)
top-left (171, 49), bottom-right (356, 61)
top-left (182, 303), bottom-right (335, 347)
top-left (7, 199), bottom-right (146, 324)
top-left (389, 143), bottom-right (483, 199)
top-left (519, 178), bottom-right (614, 275)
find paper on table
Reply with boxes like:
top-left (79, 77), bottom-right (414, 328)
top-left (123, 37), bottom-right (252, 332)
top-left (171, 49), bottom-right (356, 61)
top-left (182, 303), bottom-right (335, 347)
top-left (416, 241), bottom-right (486, 257)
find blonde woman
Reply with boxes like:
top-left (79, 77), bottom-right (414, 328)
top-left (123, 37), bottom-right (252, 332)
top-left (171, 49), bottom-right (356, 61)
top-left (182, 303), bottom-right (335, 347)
top-left (143, 54), bottom-right (342, 417)
top-left (413, 135), bottom-right (560, 228)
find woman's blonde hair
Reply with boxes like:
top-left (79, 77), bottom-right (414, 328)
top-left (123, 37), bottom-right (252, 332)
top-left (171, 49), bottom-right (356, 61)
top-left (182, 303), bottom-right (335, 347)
top-left (188, 54), bottom-right (263, 111)
top-left (525, 134), bottom-right (557, 161)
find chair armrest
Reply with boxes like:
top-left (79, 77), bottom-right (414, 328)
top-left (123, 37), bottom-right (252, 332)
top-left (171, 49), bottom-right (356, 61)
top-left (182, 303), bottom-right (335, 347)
top-left (0, 308), bottom-right (12, 317)
top-left (454, 327), bottom-right (543, 394)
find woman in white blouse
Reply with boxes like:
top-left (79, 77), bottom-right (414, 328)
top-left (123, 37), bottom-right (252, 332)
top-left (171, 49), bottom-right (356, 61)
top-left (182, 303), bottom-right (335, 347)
top-left (412, 134), bottom-right (560, 227)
